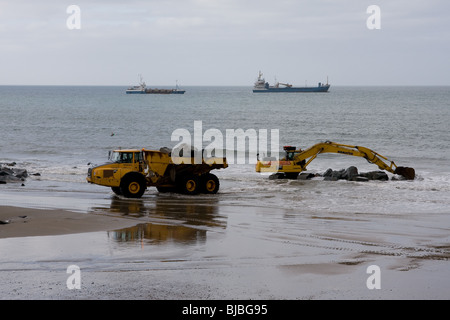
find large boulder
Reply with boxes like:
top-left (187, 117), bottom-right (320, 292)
top-left (0, 164), bottom-right (28, 184)
top-left (359, 170), bottom-right (389, 181)
top-left (341, 166), bottom-right (359, 180)
top-left (323, 168), bottom-right (345, 181)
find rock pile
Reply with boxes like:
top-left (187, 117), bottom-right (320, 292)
top-left (322, 166), bottom-right (389, 181)
top-left (0, 162), bottom-right (39, 184)
top-left (280, 166), bottom-right (391, 181)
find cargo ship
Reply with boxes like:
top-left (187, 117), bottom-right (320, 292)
top-left (252, 71), bottom-right (330, 93)
top-left (126, 75), bottom-right (185, 94)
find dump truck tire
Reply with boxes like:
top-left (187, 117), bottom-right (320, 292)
top-left (201, 173), bottom-right (220, 194)
top-left (120, 173), bottom-right (146, 198)
top-left (111, 187), bottom-right (122, 195)
top-left (177, 175), bottom-right (200, 195)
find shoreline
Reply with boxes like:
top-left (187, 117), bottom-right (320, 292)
top-left (0, 205), bottom-right (140, 239)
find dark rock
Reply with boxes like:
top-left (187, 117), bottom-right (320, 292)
top-left (0, 165), bottom-right (29, 183)
top-left (323, 168), bottom-right (333, 177)
top-left (350, 176), bottom-right (369, 182)
top-left (323, 168), bottom-right (343, 181)
top-left (0, 167), bottom-right (13, 175)
top-left (0, 175), bottom-right (20, 182)
top-left (298, 173), bottom-right (316, 180)
top-left (373, 171), bottom-right (389, 181)
top-left (321, 167), bottom-right (390, 182)
top-left (359, 171), bottom-right (389, 181)
top-left (13, 169), bottom-right (28, 179)
top-left (341, 166), bottom-right (358, 180)
top-left (329, 169), bottom-right (345, 180)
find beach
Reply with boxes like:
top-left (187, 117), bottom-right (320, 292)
top-left (0, 206), bottom-right (139, 239)
top-left (1, 192), bottom-right (448, 300)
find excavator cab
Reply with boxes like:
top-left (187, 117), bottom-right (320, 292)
top-left (283, 146), bottom-right (297, 160)
top-left (283, 146), bottom-right (306, 167)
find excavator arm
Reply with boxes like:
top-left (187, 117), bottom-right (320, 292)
top-left (256, 141), bottom-right (415, 180)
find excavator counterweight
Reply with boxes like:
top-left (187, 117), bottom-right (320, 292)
top-left (256, 141), bottom-right (415, 180)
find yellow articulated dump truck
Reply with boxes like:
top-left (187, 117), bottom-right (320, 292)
top-left (87, 147), bottom-right (227, 198)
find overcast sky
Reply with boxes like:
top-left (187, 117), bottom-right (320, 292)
top-left (1, 0), bottom-right (449, 86)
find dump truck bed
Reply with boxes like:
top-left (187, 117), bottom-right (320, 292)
top-left (143, 149), bottom-right (227, 187)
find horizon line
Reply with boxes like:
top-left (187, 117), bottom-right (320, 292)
top-left (1, 84), bottom-right (449, 87)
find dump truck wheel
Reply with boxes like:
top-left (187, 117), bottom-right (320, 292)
top-left (177, 175), bottom-right (200, 195)
top-left (111, 187), bottom-right (122, 195)
top-left (120, 174), bottom-right (146, 198)
top-left (201, 173), bottom-right (220, 194)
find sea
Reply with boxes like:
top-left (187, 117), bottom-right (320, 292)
top-left (0, 85), bottom-right (449, 299)
top-left (1, 85), bottom-right (449, 215)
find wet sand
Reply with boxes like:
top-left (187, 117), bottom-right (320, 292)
top-left (0, 200), bottom-right (449, 300)
top-left (0, 206), bottom-right (139, 239)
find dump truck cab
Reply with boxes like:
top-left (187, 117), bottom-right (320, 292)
top-left (109, 150), bottom-right (142, 164)
top-left (108, 149), bottom-right (148, 173)
top-left (87, 149), bottom-right (146, 197)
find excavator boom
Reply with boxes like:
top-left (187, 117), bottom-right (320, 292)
top-left (256, 141), bottom-right (415, 180)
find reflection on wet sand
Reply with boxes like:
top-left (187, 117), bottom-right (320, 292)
top-left (92, 193), bottom-right (227, 244)
top-left (108, 223), bottom-right (206, 245)
top-left (107, 197), bottom-right (147, 217)
top-left (104, 195), bottom-right (226, 228)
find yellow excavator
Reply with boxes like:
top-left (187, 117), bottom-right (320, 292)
top-left (255, 141), bottom-right (415, 180)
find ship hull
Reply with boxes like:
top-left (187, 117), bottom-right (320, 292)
top-left (253, 85), bottom-right (330, 93)
top-left (126, 90), bottom-right (185, 94)
top-left (126, 90), bottom-right (145, 94)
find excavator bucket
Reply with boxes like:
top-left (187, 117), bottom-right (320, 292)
top-left (394, 166), bottom-right (415, 180)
